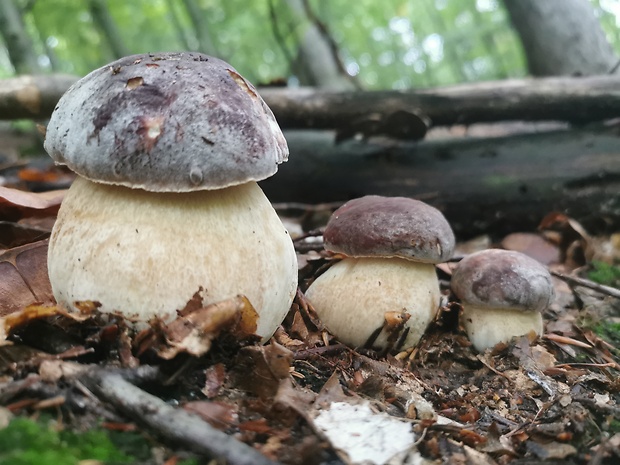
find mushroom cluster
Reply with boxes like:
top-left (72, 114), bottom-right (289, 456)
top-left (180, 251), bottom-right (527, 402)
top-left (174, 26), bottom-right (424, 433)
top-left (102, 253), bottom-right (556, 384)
top-left (44, 52), bottom-right (297, 341)
top-left (451, 249), bottom-right (554, 352)
top-left (305, 195), bottom-right (455, 351)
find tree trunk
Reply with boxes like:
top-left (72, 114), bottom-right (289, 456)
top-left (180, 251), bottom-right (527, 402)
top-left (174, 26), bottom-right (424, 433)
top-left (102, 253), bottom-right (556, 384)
top-left (261, 127), bottom-right (620, 238)
top-left (285, 0), bottom-right (355, 90)
top-left (503, 0), bottom-right (618, 76)
top-left (0, 0), bottom-right (41, 74)
top-left (165, 0), bottom-right (194, 51)
top-left (88, 0), bottom-right (129, 59)
top-left (180, 0), bottom-right (218, 56)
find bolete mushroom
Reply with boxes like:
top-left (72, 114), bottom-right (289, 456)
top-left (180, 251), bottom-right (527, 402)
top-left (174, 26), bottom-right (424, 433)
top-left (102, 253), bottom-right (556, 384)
top-left (451, 249), bottom-right (554, 352)
top-left (44, 52), bottom-right (297, 341)
top-left (304, 195), bottom-right (455, 350)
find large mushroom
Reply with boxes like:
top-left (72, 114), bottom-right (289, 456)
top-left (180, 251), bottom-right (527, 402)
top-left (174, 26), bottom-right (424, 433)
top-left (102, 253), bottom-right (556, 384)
top-left (451, 249), bottom-right (554, 352)
top-left (305, 195), bottom-right (455, 351)
top-left (44, 52), bottom-right (298, 341)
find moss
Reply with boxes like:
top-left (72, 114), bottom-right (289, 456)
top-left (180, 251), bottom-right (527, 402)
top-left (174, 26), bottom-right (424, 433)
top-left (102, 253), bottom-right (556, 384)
top-left (587, 261), bottom-right (620, 288)
top-left (0, 416), bottom-right (202, 465)
top-left (0, 417), bottom-right (133, 464)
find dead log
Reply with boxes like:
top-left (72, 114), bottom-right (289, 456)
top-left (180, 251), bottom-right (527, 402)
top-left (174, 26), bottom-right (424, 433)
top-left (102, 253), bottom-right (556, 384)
top-left (260, 125), bottom-right (620, 238)
top-left (0, 74), bottom-right (78, 120)
top-left (260, 75), bottom-right (620, 130)
top-left (4, 74), bottom-right (620, 131)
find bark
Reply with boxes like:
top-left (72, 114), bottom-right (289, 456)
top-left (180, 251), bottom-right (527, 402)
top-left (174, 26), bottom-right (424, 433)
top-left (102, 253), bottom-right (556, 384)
top-left (285, 0), bottom-right (355, 90)
top-left (0, 0), bottom-right (41, 74)
top-left (5, 74), bottom-right (620, 129)
top-left (504, 0), bottom-right (618, 76)
top-left (260, 75), bottom-right (620, 131)
top-left (0, 74), bottom-right (79, 119)
top-left (260, 127), bottom-right (620, 238)
top-left (88, 0), bottom-right (129, 59)
top-left (181, 0), bottom-right (218, 56)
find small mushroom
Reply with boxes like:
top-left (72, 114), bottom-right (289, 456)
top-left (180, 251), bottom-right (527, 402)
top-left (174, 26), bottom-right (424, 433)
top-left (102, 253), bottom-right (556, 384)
top-left (44, 52), bottom-right (297, 341)
top-left (305, 195), bottom-right (455, 351)
top-left (451, 249), bottom-right (554, 352)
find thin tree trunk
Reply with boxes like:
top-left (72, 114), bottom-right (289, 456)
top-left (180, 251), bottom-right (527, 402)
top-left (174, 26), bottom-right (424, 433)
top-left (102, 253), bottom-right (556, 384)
top-left (503, 0), bottom-right (618, 76)
top-left (180, 0), bottom-right (218, 56)
top-left (30, 7), bottom-right (60, 72)
top-left (0, 0), bottom-right (41, 74)
top-left (88, 0), bottom-right (129, 59)
top-left (285, 0), bottom-right (356, 90)
top-left (165, 0), bottom-right (194, 51)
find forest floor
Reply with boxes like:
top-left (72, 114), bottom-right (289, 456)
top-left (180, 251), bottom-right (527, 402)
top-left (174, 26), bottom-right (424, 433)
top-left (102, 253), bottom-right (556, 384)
top-left (0, 149), bottom-right (619, 465)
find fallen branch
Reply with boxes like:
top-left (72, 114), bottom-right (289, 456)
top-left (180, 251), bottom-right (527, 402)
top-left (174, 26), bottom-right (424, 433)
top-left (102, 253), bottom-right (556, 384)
top-left (0, 74), bottom-right (78, 120)
top-left (80, 366), bottom-right (280, 465)
top-left (551, 271), bottom-right (620, 300)
top-left (5, 74), bottom-right (620, 130)
top-left (261, 126), bottom-right (620, 238)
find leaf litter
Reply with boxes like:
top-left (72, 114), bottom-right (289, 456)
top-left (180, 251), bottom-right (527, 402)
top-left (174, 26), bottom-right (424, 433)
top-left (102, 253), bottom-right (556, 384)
top-left (0, 188), bottom-right (618, 464)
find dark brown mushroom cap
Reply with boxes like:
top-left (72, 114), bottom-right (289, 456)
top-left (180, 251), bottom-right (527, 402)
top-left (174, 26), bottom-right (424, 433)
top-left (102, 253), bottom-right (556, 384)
top-left (44, 52), bottom-right (288, 192)
top-left (451, 249), bottom-right (554, 312)
top-left (323, 195), bottom-right (455, 263)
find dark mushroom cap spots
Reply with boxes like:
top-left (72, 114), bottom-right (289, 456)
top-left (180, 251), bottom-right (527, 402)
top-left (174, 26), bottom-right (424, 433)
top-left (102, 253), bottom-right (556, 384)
top-left (324, 195), bottom-right (455, 263)
top-left (44, 52), bottom-right (288, 192)
top-left (451, 249), bottom-right (554, 312)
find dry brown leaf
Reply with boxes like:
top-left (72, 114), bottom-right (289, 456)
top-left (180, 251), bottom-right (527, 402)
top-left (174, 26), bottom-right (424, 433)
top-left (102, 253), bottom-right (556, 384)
top-left (501, 232), bottom-right (560, 265)
top-left (0, 186), bottom-right (66, 220)
top-left (0, 304), bottom-right (62, 344)
top-left (202, 363), bottom-right (226, 399)
top-left (0, 240), bottom-right (53, 316)
top-left (157, 295), bottom-right (258, 359)
top-left (0, 221), bottom-right (51, 250)
top-left (233, 341), bottom-right (293, 400)
top-left (183, 400), bottom-right (238, 430)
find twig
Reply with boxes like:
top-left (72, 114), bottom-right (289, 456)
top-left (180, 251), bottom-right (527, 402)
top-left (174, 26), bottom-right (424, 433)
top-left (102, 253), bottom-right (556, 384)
top-left (551, 271), bottom-right (620, 299)
top-left (293, 343), bottom-right (348, 360)
top-left (80, 366), bottom-right (281, 465)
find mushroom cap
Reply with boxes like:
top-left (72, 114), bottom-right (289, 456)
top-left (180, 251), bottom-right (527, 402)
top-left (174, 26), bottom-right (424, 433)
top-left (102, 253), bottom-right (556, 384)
top-left (451, 249), bottom-right (554, 312)
top-left (323, 196), bottom-right (455, 263)
top-left (44, 52), bottom-right (288, 192)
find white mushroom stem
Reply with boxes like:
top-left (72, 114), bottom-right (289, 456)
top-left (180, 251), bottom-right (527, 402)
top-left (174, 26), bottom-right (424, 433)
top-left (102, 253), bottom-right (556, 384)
top-left (48, 177), bottom-right (298, 342)
top-left (305, 257), bottom-right (440, 350)
top-left (460, 306), bottom-right (543, 352)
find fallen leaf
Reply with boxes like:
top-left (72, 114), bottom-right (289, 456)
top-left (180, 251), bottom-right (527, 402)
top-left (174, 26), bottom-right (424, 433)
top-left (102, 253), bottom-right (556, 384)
top-left (0, 186), bottom-right (66, 220)
top-left (526, 440), bottom-right (577, 460)
top-left (0, 304), bottom-right (62, 343)
top-left (233, 341), bottom-right (293, 400)
top-left (157, 295), bottom-right (258, 359)
top-left (0, 240), bottom-right (53, 315)
top-left (183, 400), bottom-right (238, 430)
top-left (501, 232), bottom-right (560, 265)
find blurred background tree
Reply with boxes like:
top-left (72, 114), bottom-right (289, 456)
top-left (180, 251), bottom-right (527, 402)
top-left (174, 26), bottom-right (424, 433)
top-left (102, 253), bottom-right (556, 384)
top-left (0, 0), bottom-right (618, 87)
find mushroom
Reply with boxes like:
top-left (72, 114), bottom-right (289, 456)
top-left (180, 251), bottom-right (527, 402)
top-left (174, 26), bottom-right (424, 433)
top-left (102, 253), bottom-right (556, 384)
top-left (304, 195), bottom-right (455, 350)
top-left (450, 249), bottom-right (554, 352)
top-left (44, 52), bottom-right (297, 341)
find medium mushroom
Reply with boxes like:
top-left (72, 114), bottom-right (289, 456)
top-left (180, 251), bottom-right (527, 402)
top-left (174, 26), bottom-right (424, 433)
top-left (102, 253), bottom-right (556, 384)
top-left (451, 249), bottom-right (554, 352)
top-left (44, 52), bottom-right (297, 341)
top-left (304, 195), bottom-right (455, 351)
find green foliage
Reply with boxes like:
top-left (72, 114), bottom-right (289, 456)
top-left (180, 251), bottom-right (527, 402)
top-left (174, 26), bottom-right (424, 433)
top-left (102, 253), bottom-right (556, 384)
top-left (587, 260), bottom-right (620, 287)
top-left (0, 0), bottom-right (616, 88)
